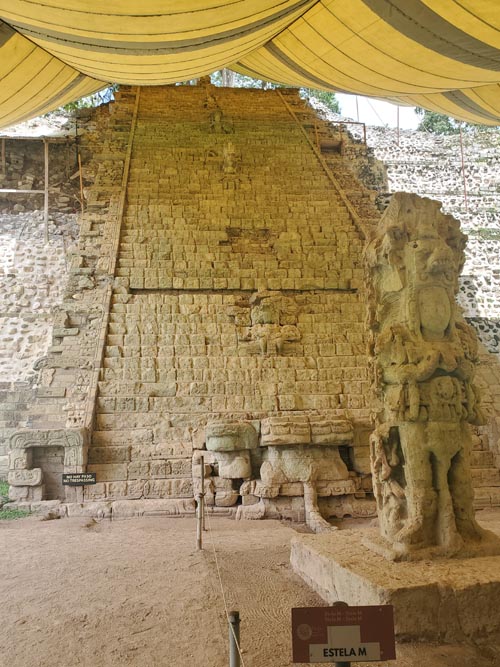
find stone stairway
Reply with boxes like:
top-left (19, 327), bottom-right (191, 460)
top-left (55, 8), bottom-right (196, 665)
top-left (85, 83), bottom-right (372, 507)
top-left (471, 433), bottom-right (500, 508)
top-left (81, 82), bottom-right (500, 512)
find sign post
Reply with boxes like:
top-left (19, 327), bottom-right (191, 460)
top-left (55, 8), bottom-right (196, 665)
top-left (292, 604), bottom-right (396, 664)
top-left (331, 602), bottom-right (349, 667)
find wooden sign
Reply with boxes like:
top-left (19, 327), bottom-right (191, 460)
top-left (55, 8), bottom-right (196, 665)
top-left (292, 605), bottom-right (396, 663)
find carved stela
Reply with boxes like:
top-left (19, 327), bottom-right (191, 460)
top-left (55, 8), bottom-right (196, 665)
top-left (366, 192), bottom-right (500, 561)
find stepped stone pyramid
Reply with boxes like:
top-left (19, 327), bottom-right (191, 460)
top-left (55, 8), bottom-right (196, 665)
top-left (5, 82), bottom-right (500, 519)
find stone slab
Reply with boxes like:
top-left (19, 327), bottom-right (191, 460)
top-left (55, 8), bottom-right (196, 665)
top-left (290, 528), bottom-right (500, 642)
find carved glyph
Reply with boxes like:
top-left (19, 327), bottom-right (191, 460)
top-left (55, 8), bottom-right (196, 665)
top-left (205, 421), bottom-right (258, 452)
top-left (8, 468), bottom-right (42, 487)
top-left (235, 292), bottom-right (301, 356)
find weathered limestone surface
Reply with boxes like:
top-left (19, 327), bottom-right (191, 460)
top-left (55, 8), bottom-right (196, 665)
top-left (5, 83), bottom-right (500, 522)
top-left (290, 530), bottom-right (500, 641)
top-left (366, 192), bottom-right (500, 560)
top-left (2, 88), bottom-right (139, 491)
top-left (85, 84), bottom-right (374, 519)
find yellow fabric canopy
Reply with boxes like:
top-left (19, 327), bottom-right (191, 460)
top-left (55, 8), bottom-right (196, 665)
top-left (0, 0), bottom-right (499, 128)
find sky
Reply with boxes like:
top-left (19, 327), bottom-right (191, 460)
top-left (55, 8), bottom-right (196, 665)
top-left (336, 93), bottom-right (420, 129)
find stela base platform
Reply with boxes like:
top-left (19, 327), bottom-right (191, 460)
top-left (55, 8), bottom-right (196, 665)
top-left (290, 528), bottom-right (500, 642)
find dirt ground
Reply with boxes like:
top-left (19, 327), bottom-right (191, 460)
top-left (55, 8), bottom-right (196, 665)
top-left (1, 511), bottom-right (500, 667)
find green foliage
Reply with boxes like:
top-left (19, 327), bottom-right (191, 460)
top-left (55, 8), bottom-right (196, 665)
top-left (0, 507), bottom-right (31, 520)
top-left (300, 89), bottom-right (340, 113)
top-left (415, 108), bottom-right (460, 134)
top-left (210, 70), bottom-right (284, 89)
top-left (0, 480), bottom-right (30, 520)
top-left (52, 85), bottom-right (118, 114)
top-left (210, 71), bottom-right (340, 113)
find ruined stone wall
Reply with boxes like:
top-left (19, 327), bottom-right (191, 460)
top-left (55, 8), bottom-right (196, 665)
top-left (3, 90), bottom-right (139, 499)
top-left (0, 139), bottom-right (80, 213)
top-left (0, 117), bottom-right (107, 478)
top-left (355, 124), bottom-right (500, 353)
top-left (0, 213), bottom-right (77, 477)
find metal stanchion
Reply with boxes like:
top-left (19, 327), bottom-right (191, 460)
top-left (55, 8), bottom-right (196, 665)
top-left (228, 610), bottom-right (240, 667)
top-left (200, 454), bottom-right (206, 532)
top-left (332, 601), bottom-right (349, 667)
top-left (196, 495), bottom-right (202, 550)
top-left (196, 454), bottom-right (205, 550)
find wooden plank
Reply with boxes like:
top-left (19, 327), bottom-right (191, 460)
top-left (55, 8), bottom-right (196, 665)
top-left (0, 135), bottom-right (73, 143)
top-left (0, 188), bottom-right (45, 193)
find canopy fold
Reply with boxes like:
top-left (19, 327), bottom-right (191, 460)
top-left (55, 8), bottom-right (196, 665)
top-left (0, 0), bottom-right (499, 128)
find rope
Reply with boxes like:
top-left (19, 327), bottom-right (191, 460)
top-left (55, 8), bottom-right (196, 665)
top-left (199, 540), bottom-right (228, 659)
top-left (364, 97), bottom-right (386, 127)
top-left (203, 506), bottom-right (247, 667)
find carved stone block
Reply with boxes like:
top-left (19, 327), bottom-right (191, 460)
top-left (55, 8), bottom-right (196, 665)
top-left (215, 490), bottom-right (239, 507)
top-left (261, 416), bottom-right (310, 446)
top-left (216, 451), bottom-right (251, 479)
top-left (8, 485), bottom-right (29, 501)
top-left (206, 421), bottom-right (257, 452)
top-left (309, 418), bottom-right (353, 445)
top-left (366, 193), bottom-right (500, 560)
top-left (9, 448), bottom-right (31, 470)
top-left (8, 468), bottom-right (43, 487)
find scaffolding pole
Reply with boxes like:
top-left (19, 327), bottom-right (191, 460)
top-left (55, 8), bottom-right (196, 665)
top-left (43, 139), bottom-right (49, 242)
top-left (459, 124), bottom-right (469, 213)
top-left (396, 105), bottom-right (400, 147)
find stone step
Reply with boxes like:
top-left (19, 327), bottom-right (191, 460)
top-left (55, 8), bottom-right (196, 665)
top-left (472, 467), bottom-right (500, 487)
top-left (471, 449), bottom-right (495, 468)
top-left (92, 429), bottom-right (154, 446)
top-left (474, 486), bottom-right (500, 507)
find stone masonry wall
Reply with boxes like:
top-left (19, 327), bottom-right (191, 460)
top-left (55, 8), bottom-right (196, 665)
top-left (2, 89), bottom-right (139, 499)
top-left (4, 85), bottom-right (499, 514)
top-left (85, 85), bottom-right (373, 518)
top-left (0, 213), bottom-right (76, 477)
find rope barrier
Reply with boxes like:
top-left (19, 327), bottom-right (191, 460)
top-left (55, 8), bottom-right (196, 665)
top-left (203, 506), bottom-right (247, 667)
top-left (199, 543), bottom-right (229, 659)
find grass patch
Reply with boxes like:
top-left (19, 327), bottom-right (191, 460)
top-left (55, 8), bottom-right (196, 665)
top-left (0, 507), bottom-right (31, 520)
top-left (0, 480), bottom-right (30, 520)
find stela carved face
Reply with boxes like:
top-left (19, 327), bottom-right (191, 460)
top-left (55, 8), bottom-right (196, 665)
top-left (405, 234), bottom-right (456, 340)
top-left (408, 236), bottom-right (456, 285)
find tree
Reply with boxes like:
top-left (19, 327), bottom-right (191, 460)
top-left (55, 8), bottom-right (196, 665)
top-left (58, 86), bottom-right (118, 113)
top-left (415, 108), bottom-right (461, 134)
top-left (212, 70), bottom-right (341, 113)
top-left (300, 88), bottom-right (340, 114)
